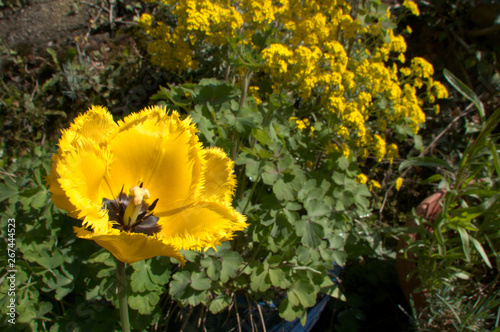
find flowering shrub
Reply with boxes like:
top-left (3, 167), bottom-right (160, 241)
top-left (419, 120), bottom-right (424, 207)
top-left (139, 0), bottom-right (448, 165)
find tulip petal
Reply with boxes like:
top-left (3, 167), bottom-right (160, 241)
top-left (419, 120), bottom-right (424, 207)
top-left (58, 105), bottom-right (117, 152)
top-left (54, 142), bottom-right (112, 233)
top-left (156, 200), bottom-right (247, 250)
top-left (201, 147), bottom-right (237, 202)
top-left (105, 107), bottom-right (204, 212)
top-left (48, 105), bottom-right (117, 217)
top-left (47, 153), bottom-right (79, 217)
top-left (74, 227), bottom-right (185, 264)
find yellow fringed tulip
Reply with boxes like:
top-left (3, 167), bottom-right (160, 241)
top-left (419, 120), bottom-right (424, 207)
top-left (48, 105), bottom-right (247, 264)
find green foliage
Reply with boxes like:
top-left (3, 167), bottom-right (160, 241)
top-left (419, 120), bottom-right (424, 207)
top-left (399, 73), bottom-right (500, 330)
top-left (0, 31), bottom-right (143, 164)
top-left (0, 0), bottom-right (28, 8)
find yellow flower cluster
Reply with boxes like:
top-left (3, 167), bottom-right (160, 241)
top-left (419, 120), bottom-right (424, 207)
top-left (138, 0), bottom-right (448, 166)
top-left (372, 134), bottom-right (387, 162)
top-left (139, 0), bottom-right (243, 71)
top-left (386, 143), bottom-right (399, 165)
top-left (289, 117), bottom-right (315, 137)
top-left (248, 86), bottom-right (262, 105)
top-left (403, 0), bottom-right (420, 16)
top-left (261, 44), bottom-right (295, 76)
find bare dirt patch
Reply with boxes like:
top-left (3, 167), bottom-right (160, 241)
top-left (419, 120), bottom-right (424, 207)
top-left (0, 0), bottom-right (93, 51)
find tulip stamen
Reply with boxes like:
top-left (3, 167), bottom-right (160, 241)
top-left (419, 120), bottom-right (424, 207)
top-left (102, 184), bottom-right (161, 235)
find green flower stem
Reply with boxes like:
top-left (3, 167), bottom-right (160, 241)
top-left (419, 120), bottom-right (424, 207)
top-left (116, 260), bottom-right (131, 332)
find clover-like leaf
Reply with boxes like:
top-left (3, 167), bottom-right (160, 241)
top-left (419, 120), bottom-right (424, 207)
top-left (221, 251), bottom-right (243, 283)
top-left (209, 294), bottom-right (231, 314)
top-left (191, 271), bottom-right (211, 291)
top-left (250, 264), bottom-right (271, 292)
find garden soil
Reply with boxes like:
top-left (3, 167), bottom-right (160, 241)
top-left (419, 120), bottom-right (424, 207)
top-left (0, 0), bottom-right (93, 50)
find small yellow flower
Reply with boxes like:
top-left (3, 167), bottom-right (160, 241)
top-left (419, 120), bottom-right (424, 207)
top-left (138, 13), bottom-right (152, 27)
top-left (373, 134), bottom-right (386, 162)
top-left (369, 180), bottom-right (381, 191)
top-left (356, 174), bottom-right (368, 184)
top-left (400, 67), bottom-right (412, 76)
top-left (296, 120), bottom-right (307, 130)
top-left (403, 0), bottom-right (420, 16)
top-left (395, 177), bottom-right (403, 191)
top-left (411, 57), bottom-right (434, 79)
top-left (432, 81), bottom-right (449, 99)
top-left (290, 117), bottom-right (310, 131)
top-left (48, 106), bottom-right (247, 264)
top-left (248, 86), bottom-right (262, 105)
top-left (386, 143), bottom-right (399, 165)
top-left (341, 142), bottom-right (350, 158)
top-left (434, 104), bottom-right (440, 115)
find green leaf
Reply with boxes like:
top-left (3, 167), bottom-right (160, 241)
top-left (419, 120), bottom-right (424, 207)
top-left (336, 156), bottom-right (349, 171)
top-left (46, 47), bottom-right (60, 69)
top-left (206, 259), bottom-right (222, 281)
top-left (250, 265), bottom-right (270, 292)
top-left (470, 236), bottom-right (492, 268)
top-left (252, 128), bottom-right (271, 145)
top-left (17, 301), bottom-right (52, 324)
top-left (321, 281), bottom-right (346, 301)
top-left (196, 78), bottom-right (237, 104)
top-left (453, 194), bottom-right (499, 220)
top-left (209, 294), bottom-right (231, 314)
top-left (148, 258), bottom-right (171, 284)
top-left (421, 173), bottom-right (444, 185)
top-left (88, 250), bottom-right (115, 266)
top-left (296, 219), bottom-right (324, 248)
top-left (269, 268), bottom-right (288, 288)
top-left (288, 280), bottom-right (316, 308)
top-left (40, 269), bottom-right (73, 300)
top-left (131, 260), bottom-right (160, 293)
top-left (221, 252), bottom-right (243, 283)
top-left (296, 246), bottom-right (312, 265)
top-left (462, 107), bottom-right (500, 169)
top-left (262, 162), bottom-right (280, 185)
top-left (278, 298), bottom-right (298, 322)
top-left (444, 68), bottom-right (485, 122)
top-left (488, 141), bottom-right (500, 178)
top-left (398, 157), bottom-right (455, 173)
top-left (413, 134), bottom-right (423, 151)
top-left (128, 291), bottom-right (160, 315)
top-left (0, 176), bottom-right (18, 203)
top-left (170, 271), bottom-right (191, 298)
top-left (273, 179), bottom-right (294, 201)
top-left (457, 227), bottom-right (471, 262)
top-left (278, 156), bottom-right (294, 171)
top-left (305, 198), bottom-right (332, 218)
top-left (191, 272), bottom-right (211, 291)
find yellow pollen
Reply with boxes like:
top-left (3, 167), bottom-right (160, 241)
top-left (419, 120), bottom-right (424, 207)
top-left (123, 186), bottom-right (151, 227)
top-left (130, 186), bottom-right (150, 205)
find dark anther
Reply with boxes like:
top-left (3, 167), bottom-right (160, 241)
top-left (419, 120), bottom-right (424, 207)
top-left (148, 198), bottom-right (159, 211)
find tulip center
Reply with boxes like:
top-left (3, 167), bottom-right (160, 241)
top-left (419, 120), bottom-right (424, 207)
top-left (102, 183), bottom-right (161, 235)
